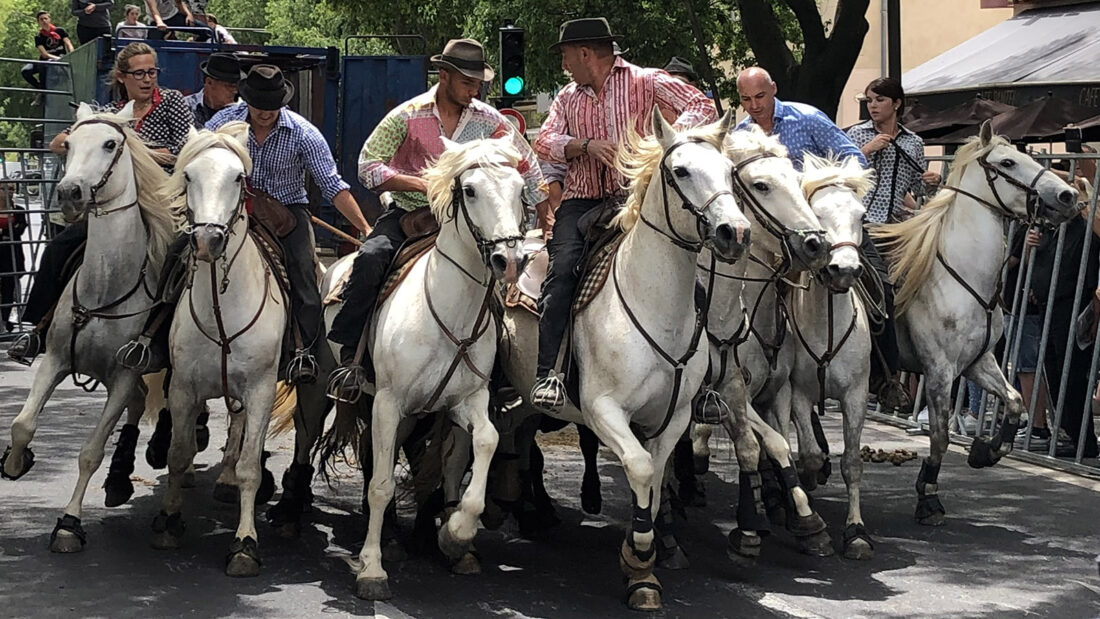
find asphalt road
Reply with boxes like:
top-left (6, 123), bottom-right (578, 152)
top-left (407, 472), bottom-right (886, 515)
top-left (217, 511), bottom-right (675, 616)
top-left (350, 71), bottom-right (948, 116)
top-left (1, 356), bottom-right (1099, 618)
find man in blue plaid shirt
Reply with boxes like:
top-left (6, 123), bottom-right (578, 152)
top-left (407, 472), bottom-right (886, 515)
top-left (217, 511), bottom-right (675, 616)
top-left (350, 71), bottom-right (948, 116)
top-left (208, 65), bottom-right (371, 383)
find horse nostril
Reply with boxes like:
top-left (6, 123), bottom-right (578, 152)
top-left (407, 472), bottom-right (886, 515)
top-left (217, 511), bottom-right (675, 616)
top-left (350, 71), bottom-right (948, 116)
top-left (804, 233), bottom-right (824, 255)
top-left (490, 253), bottom-right (508, 273)
top-left (715, 223), bottom-right (734, 246)
top-left (1059, 189), bottom-right (1077, 206)
top-left (825, 264), bottom-right (841, 277)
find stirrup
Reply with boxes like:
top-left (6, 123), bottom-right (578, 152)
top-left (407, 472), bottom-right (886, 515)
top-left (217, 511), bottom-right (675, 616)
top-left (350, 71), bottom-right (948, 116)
top-left (286, 349), bottom-right (319, 386)
top-left (116, 336), bottom-right (153, 372)
top-left (325, 363), bottom-right (369, 404)
top-left (530, 373), bottom-right (566, 412)
top-left (7, 331), bottom-right (42, 367)
top-left (692, 387), bottom-right (729, 425)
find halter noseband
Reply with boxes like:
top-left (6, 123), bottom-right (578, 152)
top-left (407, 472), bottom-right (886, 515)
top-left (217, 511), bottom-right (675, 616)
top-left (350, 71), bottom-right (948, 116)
top-left (446, 162), bottom-right (527, 282)
top-left (939, 151), bottom-right (1049, 224)
top-left (66, 118), bottom-right (137, 217)
top-left (639, 137), bottom-right (735, 252)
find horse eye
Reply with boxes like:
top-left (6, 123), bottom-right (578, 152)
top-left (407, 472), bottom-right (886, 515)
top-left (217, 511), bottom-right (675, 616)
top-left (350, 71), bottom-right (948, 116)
top-left (753, 181), bottom-right (770, 192)
top-left (673, 166), bottom-right (689, 179)
top-left (104, 139), bottom-right (117, 151)
top-left (464, 186), bottom-right (475, 198)
top-left (183, 172), bottom-right (191, 183)
top-left (1001, 159), bottom-right (1016, 168)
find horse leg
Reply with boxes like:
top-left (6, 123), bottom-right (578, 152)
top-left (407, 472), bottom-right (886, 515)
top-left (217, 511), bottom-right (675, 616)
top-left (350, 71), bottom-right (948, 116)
top-left (50, 372), bottom-right (140, 553)
top-left (915, 370), bottom-right (954, 526)
top-left (225, 382), bottom-right (276, 577)
top-left (748, 402), bottom-right (833, 556)
top-left (672, 430), bottom-right (705, 507)
top-left (150, 387), bottom-right (200, 550)
top-left (578, 423), bottom-right (603, 515)
top-left (691, 422), bottom-right (712, 475)
top-left (2, 352), bottom-right (68, 480)
top-left (964, 352), bottom-right (1026, 468)
top-left (439, 390), bottom-right (497, 575)
top-left (213, 409), bottom-right (245, 504)
top-left (354, 388), bottom-right (400, 600)
top-left (103, 382), bottom-right (147, 507)
top-left (720, 372), bottom-right (770, 559)
top-left (839, 384), bottom-right (873, 560)
top-left (586, 395), bottom-right (675, 612)
top-left (790, 385), bottom-right (825, 492)
top-left (268, 387), bottom-right (328, 537)
top-left (654, 464), bottom-right (690, 570)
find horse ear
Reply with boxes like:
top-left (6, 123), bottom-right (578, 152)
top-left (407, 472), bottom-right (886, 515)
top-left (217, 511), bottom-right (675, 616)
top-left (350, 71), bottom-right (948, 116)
top-left (441, 136), bottom-right (460, 151)
top-left (979, 120), bottom-right (993, 146)
top-left (716, 109), bottom-right (734, 136)
top-left (117, 100), bottom-right (137, 123)
top-left (651, 104), bottom-right (677, 148)
top-left (75, 102), bottom-right (94, 122)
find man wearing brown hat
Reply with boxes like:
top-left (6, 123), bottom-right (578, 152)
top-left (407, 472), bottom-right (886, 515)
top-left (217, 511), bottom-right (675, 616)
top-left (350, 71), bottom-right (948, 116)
top-left (184, 52), bottom-right (242, 128)
top-left (327, 38), bottom-right (547, 369)
top-left (207, 64), bottom-right (370, 382)
top-left (530, 17), bottom-right (716, 411)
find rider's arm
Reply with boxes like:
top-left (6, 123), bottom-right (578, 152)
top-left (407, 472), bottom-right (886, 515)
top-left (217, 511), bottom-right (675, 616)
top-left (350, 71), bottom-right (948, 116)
top-left (810, 111), bottom-right (867, 167)
top-left (358, 113), bottom-right (424, 194)
top-left (332, 189), bottom-right (371, 236)
top-left (653, 69), bottom-right (717, 130)
top-left (299, 122), bottom-right (368, 233)
top-left (533, 89), bottom-right (574, 163)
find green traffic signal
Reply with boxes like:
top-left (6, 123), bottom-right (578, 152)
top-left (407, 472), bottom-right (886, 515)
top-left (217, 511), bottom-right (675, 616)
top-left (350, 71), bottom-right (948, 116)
top-left (504, 76), bottom-right (525, 96)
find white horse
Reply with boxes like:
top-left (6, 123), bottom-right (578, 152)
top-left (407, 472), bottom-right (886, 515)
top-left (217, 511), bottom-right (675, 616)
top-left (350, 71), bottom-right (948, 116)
top-left (500, 109), bottom-right (751, 611)
top-left (785, 154), bottom-right (876, 559)
top-left (871, 122), bottom-right (1079, 525)
top-left (1, 103), bottom-right (176, 552)
top-left (327, 137), bottom-right (527, 600)
top-left (149, 124), bottom-right (285, 576)
top-left (699, 127), bottom-right (835, 560)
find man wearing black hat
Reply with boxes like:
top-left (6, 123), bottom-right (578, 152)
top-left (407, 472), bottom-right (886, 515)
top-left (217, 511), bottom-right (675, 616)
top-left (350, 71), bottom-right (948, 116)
top-left (663, 57), bottom-right (698, 87)
top-left (207, 64), bottom-right (370, 382)
top-left (327, 38), bottom-right (547, 371)
top-left (529, 17), bottom-right (716, 410)
top-left (184, 52), bottom-right (242, 129)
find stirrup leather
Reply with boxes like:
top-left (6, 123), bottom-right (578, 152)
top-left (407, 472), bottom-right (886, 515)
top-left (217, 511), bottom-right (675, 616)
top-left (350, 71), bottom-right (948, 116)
top-left (530, 373), bottom-right (566, 411)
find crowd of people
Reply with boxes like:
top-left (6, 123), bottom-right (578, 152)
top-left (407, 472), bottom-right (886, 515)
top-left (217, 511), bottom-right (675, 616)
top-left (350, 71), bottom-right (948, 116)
top-left (3, 13), bottom-right (1098, 460)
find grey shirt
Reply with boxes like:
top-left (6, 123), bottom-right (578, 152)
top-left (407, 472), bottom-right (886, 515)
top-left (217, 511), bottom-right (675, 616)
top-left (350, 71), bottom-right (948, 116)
top-left (151, 0), bottom-right (178, 20)
top-left (71, 0), bottom-right (114, 29)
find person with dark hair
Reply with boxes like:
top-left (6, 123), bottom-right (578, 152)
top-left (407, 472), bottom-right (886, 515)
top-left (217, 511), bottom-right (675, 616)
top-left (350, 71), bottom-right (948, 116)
top-left (71, 0), bottom-right (113, 44)
top-left (0, 183), bottom-right (28, 332)
top-left (662, 57), bottom-right (698, 87)
top-left (21, 11), bottom-right (73, 90)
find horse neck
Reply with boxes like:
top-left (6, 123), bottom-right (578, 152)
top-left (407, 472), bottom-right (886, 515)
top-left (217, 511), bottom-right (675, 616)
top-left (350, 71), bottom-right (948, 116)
top-left (702, 248), bottom-right (748, 337)
top-left (79, 176), bottom-right (151, 300)
top-left (940, 173), bottom-right (1008, 296)
top-left (428, 217), bottom-right (492, 325)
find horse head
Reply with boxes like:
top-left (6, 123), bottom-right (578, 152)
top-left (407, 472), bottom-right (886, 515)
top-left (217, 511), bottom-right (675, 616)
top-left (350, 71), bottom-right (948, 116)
top-left (802, 154), bottom-right (873, 292)
top-left (169, 123), bottom-right (251, 262)
top-left (430, 137), bottom-right (527, 284)
top-left (724, 125), bottom-right (830, 271)
top-left (971, 120), bottom-right (1078, 225)
top-left (56, 102), bottom-right (138, 222)
top-left (624, 106), bottom-right (750, 263)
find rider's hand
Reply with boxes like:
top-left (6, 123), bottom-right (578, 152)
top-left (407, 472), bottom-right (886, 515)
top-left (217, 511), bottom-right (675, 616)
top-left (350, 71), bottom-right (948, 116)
top-left (586, 140), bottom-right (618, 168)
top-left (922, 170), bottom-right (941, 186)
top-left (1025, 229), bottom-right (1041, 249)
top-left (863, 133), bottom-right (892, 155)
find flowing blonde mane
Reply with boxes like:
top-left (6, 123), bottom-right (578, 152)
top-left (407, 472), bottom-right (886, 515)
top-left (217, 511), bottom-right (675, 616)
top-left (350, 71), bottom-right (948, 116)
top-left (162, 122), bottom-right (252, 233)
top-left (723, 124), bottom-right (788, 164)
top-left (801, 153), bottom-right (875, 200)
top-left (71, 110), bottom-right (178, 268)
top-left (869, 133), bottom-right (1009, 313)
top-left (612, 119), bottom-right (731, 231)
top-left (424, 138), bottom-right (521, 223)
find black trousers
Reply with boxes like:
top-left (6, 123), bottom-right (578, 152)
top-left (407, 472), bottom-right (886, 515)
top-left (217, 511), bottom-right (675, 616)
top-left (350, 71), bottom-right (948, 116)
top-left (76, 24), bottom-right (111, 44)
top-left (148, 13), bottom-right (188, 40)
top-left (21, 220), bottom-right (87, 326)
top-left (1043, 307), bottom-right (1099, 457)
top-left (862, 230), bottom-right (899, 375)
top-left (536, 198), bottom-right (602, 376)
top-left (327, 207), bottom-right (407, 348)
top-left (21, 64), bottom-right (45, 90)
top-left (282, 205), bottom-right (324, 350)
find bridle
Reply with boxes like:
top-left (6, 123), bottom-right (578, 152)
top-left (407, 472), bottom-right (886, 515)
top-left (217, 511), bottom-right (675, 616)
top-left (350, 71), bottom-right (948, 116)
top-left (937, 150), bottom-right (1049, 224)
top-left (442, 163), bottom-right (527, 285)
top-left (65, 119), bottom-right (139, 218)
top-left (638, 138), bottom-right (735, 252)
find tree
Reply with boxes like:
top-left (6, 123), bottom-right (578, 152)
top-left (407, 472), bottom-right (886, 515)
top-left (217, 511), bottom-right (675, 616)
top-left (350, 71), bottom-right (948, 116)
top-left (734, 0), bottom-right (870, 119)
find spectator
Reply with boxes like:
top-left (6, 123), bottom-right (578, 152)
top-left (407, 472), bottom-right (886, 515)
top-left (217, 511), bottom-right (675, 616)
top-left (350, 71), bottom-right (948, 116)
top-left (71, 0), bottom-right (113, 45)
top-left (143, 0), bottom-right (192, 41)
top-left (21, 11), bottom-right (74, 90)
top-left (662, 56), bottom-right (698, 87)
top-left (115, 4), bottom-right (147, 39)
top-left (183, 52), bottom-right (241, 128)
top-left (193, 13), bottom-right (236, 44)
top-left (0, 182), bottom-right (28, 332)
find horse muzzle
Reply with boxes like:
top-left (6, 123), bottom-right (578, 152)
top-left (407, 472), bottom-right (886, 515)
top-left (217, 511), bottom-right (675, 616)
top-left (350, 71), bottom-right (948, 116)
top-left (56, 181), bottom-right (90, 223)
top-left (1037, 183), bottom-right (1080, 224)
top-left (821, 262), bottom-right (863, 293)
top-left (192, 225), bottom-right (228, 262)
top-left (488, 241), bottom-right (527, 285)
top-left (709, 221), bottom-right (751, 264)
top-left (788, 230), bottom-right (830, 271)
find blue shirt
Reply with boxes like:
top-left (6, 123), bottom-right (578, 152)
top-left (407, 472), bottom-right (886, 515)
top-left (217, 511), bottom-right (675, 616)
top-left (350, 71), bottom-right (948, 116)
top-left (736, 98), bottom-right (866, 170)
top-left (206, 103), bottom-right (350, 205)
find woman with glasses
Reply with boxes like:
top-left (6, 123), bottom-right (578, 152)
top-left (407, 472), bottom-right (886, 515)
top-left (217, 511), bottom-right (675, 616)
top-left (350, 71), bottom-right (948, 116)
top-left (10, 43), bottom-right (193, 363)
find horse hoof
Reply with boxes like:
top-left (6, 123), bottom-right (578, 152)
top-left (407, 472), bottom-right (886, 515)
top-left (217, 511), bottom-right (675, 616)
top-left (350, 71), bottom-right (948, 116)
top-left (181, 471), bottom-right (196, 488)
top-left (657, 545), bottom-right (690, 570)
top-left (626, 586), bottom-right (662, 612)
top-left (967, 438), bottom-right (1000, 469)
top-left (917, 512), bottom-right (946, 526)
top-left (382, 539), bottom-right (408, 563)
top-left (273, 520), bottom-right (302, 539)
top-left (915, 494), bottom-right (946, 526)
top-left (257, 467), bottom-right (276, 505)
top-left (843, 537), bottom-right (874, 561)
top-left (225, 537), bottom-right (262, 577)
top-left (798, 466), bottom-right (819, 492)
top-left (581, 485), bottom-right (602, 515)
top-left (49, 515), bottom-right (87, 553)
top-left (797, 530), bottom-right (835, 557)
top-left (787, 512), bottom-right (828, 538)
top-left (451, 551), bottom-right (481, 575)
top-left (693, 453), bottom-right (709, 475)
top-left (355, 577), bottom-right (392, 601)
top-left (150, 531), bottom-right (181, 549)
top-left (103, 475), bottom-right (134, 508)
top-left (1, 446), bottom-right (35, 480)
top-left (150, 511), bottom-right (185, 549)
top-left (437, 524), bottom-right (467, 561)
top-left (727, 529), bottom-right (762, 559)
top-left (213, 482), bottom-right (238, 504)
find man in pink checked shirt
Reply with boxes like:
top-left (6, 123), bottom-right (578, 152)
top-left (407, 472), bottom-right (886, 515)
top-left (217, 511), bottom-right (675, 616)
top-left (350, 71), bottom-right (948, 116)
top-left (529, 17), bottom-right (717, 411)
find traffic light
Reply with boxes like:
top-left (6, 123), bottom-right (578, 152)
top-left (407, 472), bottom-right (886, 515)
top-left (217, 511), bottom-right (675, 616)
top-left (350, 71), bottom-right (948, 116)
top-left (499, 24), bottom-right (525, 98)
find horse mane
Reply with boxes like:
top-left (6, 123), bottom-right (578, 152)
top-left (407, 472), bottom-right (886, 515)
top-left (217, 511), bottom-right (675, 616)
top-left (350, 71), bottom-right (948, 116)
top-left (72, 110), bottom-right (178, 268)
top-left (424, 138), bottom-right (521, 223)
top-left (801, 153), bottom-right (875, 200)
top-left (723, 124), bottom-right (788, 164)
top-left (869, 133), bottom-right (1009, 313)
top-left (162, 122), bottom-right (253, 233)
top-left (612, 119), bottom-right (730, 231)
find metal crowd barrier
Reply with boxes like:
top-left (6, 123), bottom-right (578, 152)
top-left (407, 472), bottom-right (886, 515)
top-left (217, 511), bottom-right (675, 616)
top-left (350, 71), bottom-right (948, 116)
top-left (869, 151), bottom-right (1100, 477)
top-left (0, 56), bottom-right (71, 341)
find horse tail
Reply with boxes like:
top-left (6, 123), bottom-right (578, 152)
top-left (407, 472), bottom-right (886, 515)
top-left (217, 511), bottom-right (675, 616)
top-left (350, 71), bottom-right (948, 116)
top-left (142, 371), bottom-right (168, 424)
top-left (267, 382), bottom-right (298, 437)
top-left (314, 400), bottom-right (367, 482)
top-left (412, 411), bottom-right (452, 506)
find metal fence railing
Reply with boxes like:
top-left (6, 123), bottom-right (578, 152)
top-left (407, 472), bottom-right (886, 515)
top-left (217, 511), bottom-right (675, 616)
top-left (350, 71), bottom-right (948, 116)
top-left (870, 151), bottom-right (1100, 477)
top-left (0, 56), bottom-right (71, 341)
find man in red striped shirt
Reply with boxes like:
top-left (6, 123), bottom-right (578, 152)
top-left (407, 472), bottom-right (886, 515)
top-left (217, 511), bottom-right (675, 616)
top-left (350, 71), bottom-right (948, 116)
top-left (530, 17), bottom-right (717, 411)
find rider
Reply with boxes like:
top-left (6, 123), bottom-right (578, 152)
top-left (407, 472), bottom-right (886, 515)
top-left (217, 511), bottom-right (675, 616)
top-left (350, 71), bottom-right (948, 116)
top-left (326, 38), bottom-right (547, 368)
top-left (734, 67), bottom-right (908, 410)
top-left (529, 18), bottom-right (717, 411)
top-left (183, 52), bottom-right (243, 129)
top-left (206, 64), bottom-right (371, 383)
